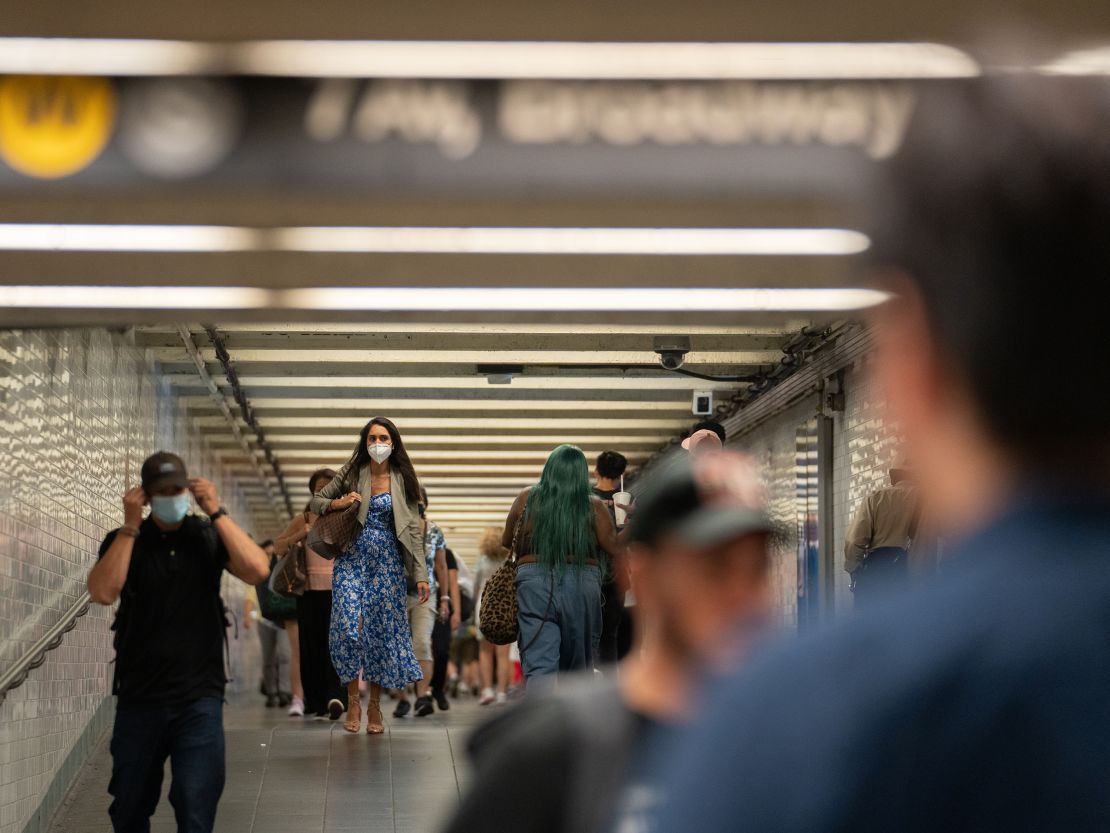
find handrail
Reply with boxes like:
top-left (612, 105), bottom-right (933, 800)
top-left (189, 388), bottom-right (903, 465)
top-left (0, 592), bottom-right (92, 706)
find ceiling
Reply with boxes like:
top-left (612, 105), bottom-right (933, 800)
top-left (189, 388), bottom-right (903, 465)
top-left (139, 319), bottom-right (810, 561)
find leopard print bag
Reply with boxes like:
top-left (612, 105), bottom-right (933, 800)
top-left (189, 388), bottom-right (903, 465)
top-left (478, 499), bottom-right (527, 646)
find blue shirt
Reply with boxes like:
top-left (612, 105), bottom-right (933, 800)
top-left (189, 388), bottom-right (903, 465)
top-left (423, 519), bottom-right (446, 597)
top-left (654, 498), bottom-right (1110, 833)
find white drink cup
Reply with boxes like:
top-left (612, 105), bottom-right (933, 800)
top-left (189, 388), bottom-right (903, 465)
top-left (613, 491), bottom-right (632, 527)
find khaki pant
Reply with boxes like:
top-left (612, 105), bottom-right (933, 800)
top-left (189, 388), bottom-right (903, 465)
top-left (406, 595), bottom-right (435, 662)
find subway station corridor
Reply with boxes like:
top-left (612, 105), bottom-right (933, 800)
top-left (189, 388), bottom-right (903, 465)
top-left (48, 697), bottom-right (484, 833)
top-left (4, 4), bottom-right (1110, 833)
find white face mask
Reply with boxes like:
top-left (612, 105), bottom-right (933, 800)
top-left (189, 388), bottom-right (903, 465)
top-left (368, 443), bottom-right (392, 464)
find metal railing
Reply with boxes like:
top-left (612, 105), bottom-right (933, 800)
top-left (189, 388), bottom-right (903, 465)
top-left (0, 592), bottom-right (92, 706)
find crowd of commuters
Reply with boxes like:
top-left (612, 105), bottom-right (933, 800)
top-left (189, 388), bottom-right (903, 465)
top-left (85, 74), bottom-right (1110, 833)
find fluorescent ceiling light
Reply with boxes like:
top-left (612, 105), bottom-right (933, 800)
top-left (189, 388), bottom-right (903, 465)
top-left (0, 285), bottom-right (270, 310)
top-left (1, 284), bottom-right (887, 313)
top-left (0, 224), bottom-right (259, 252)
top-left (286, 287), bottom-right (890, 312)
top-left (0, 38), bottom-right (980, 80)
top-left (225, 376), bottom-right (743, 390)
top-left (0, 224), bottom-right (867, 256)
top-left (0, 38), bottom-right (225, 75)
top-left (197, 416), bottom-right (687, 429)
top-left (1039, 48), bottom-right (1110, 76)
top-left (274, 226), bottom-right (870, 255)
top-left (238, 40), bottom-right (980, 79)
top-left (207, 433), bottom-right (669, 446)
top-left (204, 397), bottom-right (692, 411)
top-left (172, 348), bottom-right (781, 364)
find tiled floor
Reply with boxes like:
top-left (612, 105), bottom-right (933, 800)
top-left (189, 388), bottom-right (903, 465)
top-left (48, 694), bottom-right (489, 833)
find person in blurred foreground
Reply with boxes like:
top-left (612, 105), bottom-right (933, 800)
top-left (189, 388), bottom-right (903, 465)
top-left (844, 460), bottom-right (920, 605)
top-left (655, 75), bottom-right (1110, 833)
top-left (443, 450), bottom-right (773, 833)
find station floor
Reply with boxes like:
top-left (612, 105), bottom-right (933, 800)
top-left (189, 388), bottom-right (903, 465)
top-left (49, 693), bottom-right (489, 833)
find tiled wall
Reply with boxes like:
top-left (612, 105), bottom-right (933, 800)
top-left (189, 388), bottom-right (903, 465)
top-left (0, 328), bottom-right (262, 833)
top-left (728, 351), bottom-right (898, 626)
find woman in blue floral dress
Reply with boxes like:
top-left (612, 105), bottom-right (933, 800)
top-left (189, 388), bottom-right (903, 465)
top-left (309, 417), bottom-right (430, 734)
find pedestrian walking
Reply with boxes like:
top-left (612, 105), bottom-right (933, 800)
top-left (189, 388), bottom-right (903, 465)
top-left (308, 417), bottom-right (430, 734)
top-left (87, 452), bottom-right (270, 833)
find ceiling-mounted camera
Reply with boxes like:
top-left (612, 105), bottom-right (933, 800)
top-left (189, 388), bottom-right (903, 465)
top-left (654, 336), bottom-right (691, 371)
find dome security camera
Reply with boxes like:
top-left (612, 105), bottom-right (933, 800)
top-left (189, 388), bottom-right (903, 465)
top-left (653, 336), bottom-right (691, 371)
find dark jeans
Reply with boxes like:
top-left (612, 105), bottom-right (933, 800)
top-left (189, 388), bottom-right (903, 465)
top-left (516, 563), bottom-right (602, 681)
top-left (430, 615), bottom-right (452, 694)
top-left (296, 590), bottom-right (347, 715)
top-left (853, 546), bottom-right (910, 607)
top-left (598, 578), bottom-right (625, 665)
top-left (108, 696), bottom-right (225, 833)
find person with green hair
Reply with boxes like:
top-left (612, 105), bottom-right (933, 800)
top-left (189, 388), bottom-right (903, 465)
top-left (501, 444), bottom-right (624, 682)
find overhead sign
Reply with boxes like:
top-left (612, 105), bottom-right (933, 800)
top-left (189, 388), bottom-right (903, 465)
top-left (0, 76), bottom-right (919, 191)
top-left (0, 75), bottom-right (115, 178)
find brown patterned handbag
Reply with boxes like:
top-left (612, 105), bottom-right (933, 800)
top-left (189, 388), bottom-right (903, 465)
top-left (306, 472), bottom-right (362, 560)
top-left (478, 509), bottom-right (524, 645)
top-left (270, 512), bottom-right (310, 597)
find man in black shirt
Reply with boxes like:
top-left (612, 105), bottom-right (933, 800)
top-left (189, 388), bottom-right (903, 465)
top-left (87, 452), bottom-right (270, 833)
top-left (593, 450), bottom-right (630, 664)
top-left (443, 450), bottom-right (773, 833)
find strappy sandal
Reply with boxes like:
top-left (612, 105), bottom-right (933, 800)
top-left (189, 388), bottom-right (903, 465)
top-left (366, 698), bottom-right (385, 735)
top-left (343, 699), bottom-right (362, 734)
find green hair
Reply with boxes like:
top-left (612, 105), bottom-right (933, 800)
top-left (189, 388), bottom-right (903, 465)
top-left (525, 444), bottom-right (601, 572)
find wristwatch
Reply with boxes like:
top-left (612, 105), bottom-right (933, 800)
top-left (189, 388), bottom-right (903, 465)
top-left (208, 507), bottom-right (229, 523)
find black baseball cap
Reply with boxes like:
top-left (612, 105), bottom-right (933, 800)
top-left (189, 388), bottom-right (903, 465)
top-left (141, 451), bottom-right (189, 493)
top-left (628, 450), bottom-right (773, 549)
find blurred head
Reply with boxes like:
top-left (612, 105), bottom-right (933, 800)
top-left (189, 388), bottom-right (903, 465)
top-left (868, 75), bottom-right (1110, 525)
top-left (527, 444), bottom-right (597, 570)
top-left (308, 468), bottom-right (337, 496)
top-left (346, 417), bottom-right (421, 501)
top-left (627, 451), bottom-right (773, 668)
top-left (682, 420), bottom-right (726, 455)
top-left (479, 527), bottom-right (505, 559)
top-left (595, 450), bottom-right (628, 482)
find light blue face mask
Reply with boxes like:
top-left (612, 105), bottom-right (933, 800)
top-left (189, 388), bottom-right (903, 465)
top-left (150, 492), bottom-right (190, 524)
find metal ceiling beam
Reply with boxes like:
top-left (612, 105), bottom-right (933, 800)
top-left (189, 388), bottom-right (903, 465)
top-left (175, 326), bottom-right (283, 522)
top-left (202, 325), bottom-right (295, 518)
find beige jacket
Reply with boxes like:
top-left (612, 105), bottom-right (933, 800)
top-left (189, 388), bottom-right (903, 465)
top-left (308, 462), bottom-right (429, 586)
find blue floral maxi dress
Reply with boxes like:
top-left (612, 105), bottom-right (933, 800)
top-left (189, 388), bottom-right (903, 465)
top-left (329, 491), bottom-right (423, 689)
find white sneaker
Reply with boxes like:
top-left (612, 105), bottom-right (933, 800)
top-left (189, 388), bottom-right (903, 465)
top-left (479, 688), bottom-right (496, 706)
top-left (288, 697), bottom-right (305, 717)
top-left (494, 692), bottom-right (508, 706)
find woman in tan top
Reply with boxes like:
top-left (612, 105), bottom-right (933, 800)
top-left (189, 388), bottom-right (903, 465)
top-left (274, 468), bottom-right (348, 721)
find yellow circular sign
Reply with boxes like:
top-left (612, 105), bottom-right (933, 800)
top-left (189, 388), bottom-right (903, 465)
top-left (0, 75), bottom-right (116, 179)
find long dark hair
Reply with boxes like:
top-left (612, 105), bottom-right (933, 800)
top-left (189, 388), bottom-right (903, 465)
top-left (345, 417), bottom-right (421, 503)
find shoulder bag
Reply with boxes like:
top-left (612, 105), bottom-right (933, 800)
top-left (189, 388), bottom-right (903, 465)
top-left (270, 513), bottom-right (310, 598)
top-left (306, 470), bottom-right (363, 560)
top-left (479, 495), bottom-right (552, 649)
top-left (478, 507), bottom-right (525, 645)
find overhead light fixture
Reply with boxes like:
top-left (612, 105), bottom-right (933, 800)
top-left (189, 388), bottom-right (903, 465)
top-left (273, 226), bottom-right (870, 255)
top-left (0, 285), bottom-right (271, 310)
top-left (0, 224), bottom-right (259, 252)
top-left (285, 287), bottom-right (891, 312)
top-left (0, 38), bottom-right (226, 76)
top-left (0, 284), bottom-right (889, 313)
top-left (0, 224), bottom-right (867, 256)
top-left (239, 40), bottom-right (980, 80)
top-left (1039, 47), bottom-right (1110, 76)
top-left (0, 38), bottom-right (980, 79)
